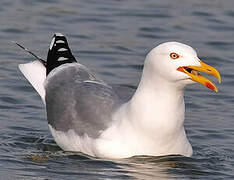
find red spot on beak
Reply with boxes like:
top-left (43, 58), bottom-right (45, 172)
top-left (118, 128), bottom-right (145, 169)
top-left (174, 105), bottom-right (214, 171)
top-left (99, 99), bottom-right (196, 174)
top-left (205, 82), bottom-right (215, 90)
top-left (177, 67), bottom-right (184, 73)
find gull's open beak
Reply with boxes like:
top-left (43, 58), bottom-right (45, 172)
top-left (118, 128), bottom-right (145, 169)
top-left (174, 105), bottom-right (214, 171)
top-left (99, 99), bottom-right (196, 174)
top-left (177, 60), bottom-right (221, 92)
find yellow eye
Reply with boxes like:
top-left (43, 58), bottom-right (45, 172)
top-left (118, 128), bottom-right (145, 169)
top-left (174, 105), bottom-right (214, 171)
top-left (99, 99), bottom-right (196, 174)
top-left (170, 52), bottom-right (179, 59)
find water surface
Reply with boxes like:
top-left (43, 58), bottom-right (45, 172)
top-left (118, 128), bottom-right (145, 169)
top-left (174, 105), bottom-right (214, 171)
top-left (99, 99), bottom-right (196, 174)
top-left (0, 0), bottom-right (234, 179)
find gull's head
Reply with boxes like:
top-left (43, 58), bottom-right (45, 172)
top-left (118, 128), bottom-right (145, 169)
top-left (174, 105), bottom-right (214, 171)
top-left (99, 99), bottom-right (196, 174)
top-left (144, 42), bottom-right (221, 92)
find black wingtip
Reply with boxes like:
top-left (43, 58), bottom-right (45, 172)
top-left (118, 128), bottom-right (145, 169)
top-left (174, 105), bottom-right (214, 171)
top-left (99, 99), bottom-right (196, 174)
top-left (46, 33), bottom-right (77, 75)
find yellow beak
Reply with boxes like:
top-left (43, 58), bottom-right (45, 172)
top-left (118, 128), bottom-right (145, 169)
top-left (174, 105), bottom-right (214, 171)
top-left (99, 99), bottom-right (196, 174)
top-left (177, 60), bottom-right (221, 92)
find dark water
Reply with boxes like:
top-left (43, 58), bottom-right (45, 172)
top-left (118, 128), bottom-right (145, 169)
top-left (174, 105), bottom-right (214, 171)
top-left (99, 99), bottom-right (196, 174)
top-left (1, 0), bottom-right (234, 179)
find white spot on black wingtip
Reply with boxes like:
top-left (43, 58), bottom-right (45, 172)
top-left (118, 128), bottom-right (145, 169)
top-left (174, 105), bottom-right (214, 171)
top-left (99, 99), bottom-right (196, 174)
top-left (58, 57), bottom-right (68, 61)
top-left (49, 37), bottom-right (55, 50)
top-left (56, 40), bottom-right (65, 44)
top-left (58, 48), bottom-right (68, 52)
top-left (54, 33), bottom-right (64, 37)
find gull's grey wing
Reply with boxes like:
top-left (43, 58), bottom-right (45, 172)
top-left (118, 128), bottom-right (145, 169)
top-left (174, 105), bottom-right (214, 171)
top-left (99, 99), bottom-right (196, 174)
top-left (45, 63), bottom-right (121, 138)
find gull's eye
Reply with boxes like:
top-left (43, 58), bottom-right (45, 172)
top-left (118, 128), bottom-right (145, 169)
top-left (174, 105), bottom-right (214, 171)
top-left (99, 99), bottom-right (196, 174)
top-left (170, 52), bottom-right (180, 59)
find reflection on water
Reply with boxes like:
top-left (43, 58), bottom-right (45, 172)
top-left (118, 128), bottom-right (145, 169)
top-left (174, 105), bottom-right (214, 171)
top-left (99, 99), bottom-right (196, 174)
top-left (1, 0), bottom-right (234, 179)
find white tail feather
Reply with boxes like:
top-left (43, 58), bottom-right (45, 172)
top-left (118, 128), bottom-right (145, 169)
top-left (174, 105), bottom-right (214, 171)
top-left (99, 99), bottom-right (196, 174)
top-left (18, 60), bottom-right (46, 104)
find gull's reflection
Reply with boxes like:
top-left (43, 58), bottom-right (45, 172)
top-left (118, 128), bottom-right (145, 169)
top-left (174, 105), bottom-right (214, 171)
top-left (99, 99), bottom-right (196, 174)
top-left (112, 155), bottom-right (202, 180)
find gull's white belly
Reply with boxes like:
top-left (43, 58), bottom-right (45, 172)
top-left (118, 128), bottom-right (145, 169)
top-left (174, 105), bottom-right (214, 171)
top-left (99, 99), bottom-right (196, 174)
top-left (49, 124), bottom-right (193, 159)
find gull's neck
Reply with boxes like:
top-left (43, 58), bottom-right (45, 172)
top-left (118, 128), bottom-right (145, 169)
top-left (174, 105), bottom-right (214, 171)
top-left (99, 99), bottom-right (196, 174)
top-left (125, 65), bottom-right (186, 139)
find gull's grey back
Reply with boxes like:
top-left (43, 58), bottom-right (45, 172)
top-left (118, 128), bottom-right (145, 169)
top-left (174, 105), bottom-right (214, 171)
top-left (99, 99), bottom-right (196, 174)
top-left (45, 63), bottom-right (121, 138)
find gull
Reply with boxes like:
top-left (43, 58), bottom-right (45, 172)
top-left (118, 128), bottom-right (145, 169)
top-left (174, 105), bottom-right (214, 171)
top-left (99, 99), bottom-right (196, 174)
top-left (18, 33), bottom-right (221, 159)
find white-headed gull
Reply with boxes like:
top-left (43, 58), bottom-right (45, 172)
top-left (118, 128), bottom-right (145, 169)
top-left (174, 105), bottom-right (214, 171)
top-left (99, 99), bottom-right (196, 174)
top-left (18, 33), bottom-right (221, 159)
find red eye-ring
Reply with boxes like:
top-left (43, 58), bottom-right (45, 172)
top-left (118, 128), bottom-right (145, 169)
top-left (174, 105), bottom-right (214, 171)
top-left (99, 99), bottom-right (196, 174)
top-left (170, 52), bottom-right (180, 59)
